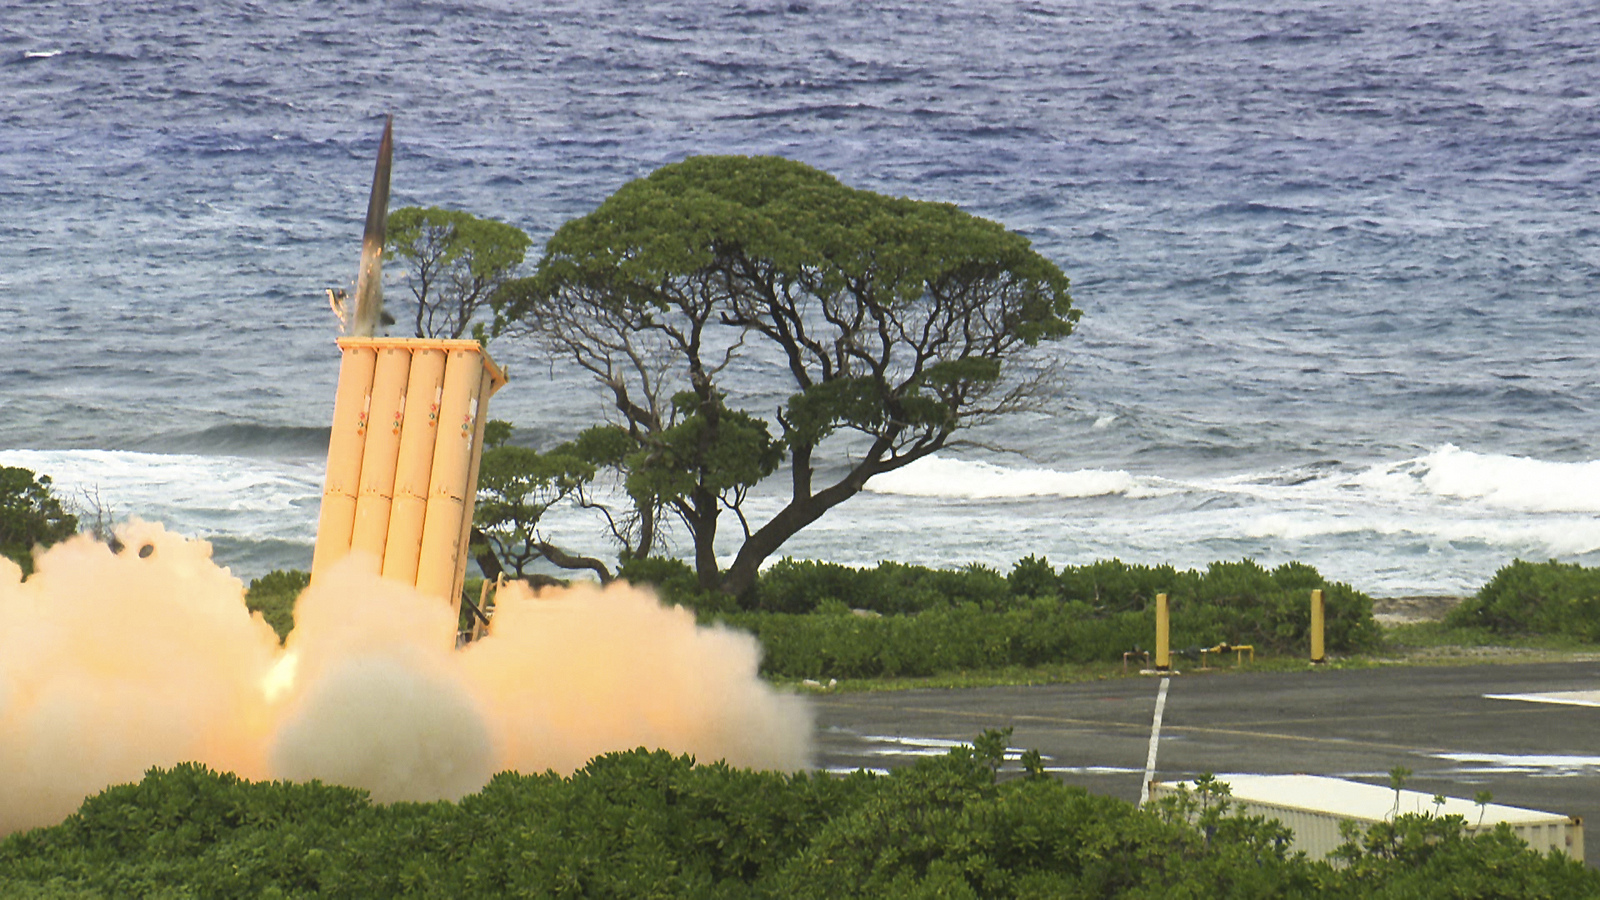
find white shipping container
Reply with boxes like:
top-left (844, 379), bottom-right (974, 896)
top-left (1147, 773), bottom-right (1583, 862)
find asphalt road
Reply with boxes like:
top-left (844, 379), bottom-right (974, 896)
top-left (812, 662), bottom-right (1600, 844)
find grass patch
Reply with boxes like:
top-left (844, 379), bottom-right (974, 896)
top-left (777, 653), bottom-right (1373, 693)
top-left (777, 628), bottom-right (1600, 694)
top-left (1375, 621), bottom-right (1600, 664)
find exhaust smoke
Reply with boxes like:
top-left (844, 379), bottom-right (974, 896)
top-left (0, 521), bottom-right (812, 835)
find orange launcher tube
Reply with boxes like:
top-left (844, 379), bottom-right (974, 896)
top-left (381, 346), bottom-right (447, 584)
top-left (311, 342), bottom-right (378, 581)
top-left (312, 336), bottom-right (504, 609)
top-left (414, 345), bottom-right (491, 604)
top-left (348, 345), bottom-right (414, 571)
top-left (444, 365), bottom-right (499, 616)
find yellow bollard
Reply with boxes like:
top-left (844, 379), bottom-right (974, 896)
top-left (1310, 588), bottom-right (1326, 664)
top-left (1155, 592), bottom-right (1171, 672)
top-left (381, 346), bottom-right (447, 584)
top-left (348, 345), bottom-right (413, 571)
top-left (311, 342), bottom-right (378, 581)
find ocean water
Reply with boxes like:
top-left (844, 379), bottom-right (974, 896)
top-left (3, 0), bottom-right (1599, 596)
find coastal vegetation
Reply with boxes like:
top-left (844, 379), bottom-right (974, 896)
top-left (2, 732), bottom-right (1591, 898)
top-left (244, 569), bottom-right (307, 644)
top-left (11, 470), bottom-right (1600, 893)
top-left (1444, 559), bottom-right (1600, 640)
top-left (626, 555), bottom-right (1378, 680)
top-left (384, 205), bottom-right (531, 343)
top-left (0, 467), bottom-right (78, 577)
top-left (241, 555), bottom-right (1378, 673)
top-left (393, 156), bottom-right (1081, 598)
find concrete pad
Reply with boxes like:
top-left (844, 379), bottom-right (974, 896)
top-left (811, 662), bottom-right (1600, 865)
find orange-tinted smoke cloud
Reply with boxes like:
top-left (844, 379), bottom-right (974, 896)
top-left (0, 522), bottom-right (812, 836)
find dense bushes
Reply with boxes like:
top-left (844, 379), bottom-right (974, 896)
top-left (753, 558), bottom-right (1012, 615)
top-left (0, 467), bottom-right (78, 577)
top-left (1447, 559), bottom-right (1600, 640)
top-left (4, 736), bottom-right (1592, 898)
top-left (245, 569), bottom-right (308, 643)
top-left (625, 556), bottom-right (1379, 679)
top-left (723, 601), bottom-right (1147, 679)
top-left (242, 555), bottom-right (1378, 676)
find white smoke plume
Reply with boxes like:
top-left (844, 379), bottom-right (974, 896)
top-left (0, 522), bottom-right (812, 835)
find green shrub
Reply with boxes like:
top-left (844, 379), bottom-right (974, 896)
top-left (244, 569), bottom-right (308, 643)
top-left (1006, 553), bottom-right (1059, 599)
top-left (724, 602), bottom-right (1157, 679)
top-left (750, 558), bottom-right (1012, 615)
top-left (616, 556), bottom-right (738, 615)
top-left (1447, 560), bottom-right (1600, 640)
top-left (5, 739), bottom-right (1592, 898)
top-left (1056, 557), bottom-right (1192, 612)
top-left (0, 467), bottom-right (78, 577)
top-left (707, 558), bottom-right (1379, 678)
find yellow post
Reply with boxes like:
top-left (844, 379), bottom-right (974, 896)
top-left (381, 346), bottom-right (447, 584)
top-left (311, 342), bottom-right (378, 581)
top-left (348, 345), bottom-right (413, 571)
top-left (414, 346), bottom-right (488, 603)
top-left (1155, 592), bottom-right (1170, 672)
top-left (1310, 588), bottom-right (1326, 664)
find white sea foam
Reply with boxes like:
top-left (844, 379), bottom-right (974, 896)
top-left (863, 455), bottom-right (1150, 499)
top-left (10, 443), bottom-right (1600, 598)
top-left (1352, 445), bottom-right (1600, 514)
top-left (0, 449), bottom-right (321, 545)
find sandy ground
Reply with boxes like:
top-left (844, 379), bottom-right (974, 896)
top-left (1371, 595), bottom-right (1466, 626)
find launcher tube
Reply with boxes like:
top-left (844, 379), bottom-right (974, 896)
top-left (382, 346), bottom-right (447, 584)
top-left (349, 346), bottom-right (412, 569)
top-left (311, 343), bottom-right (378, 580)
top-left (445, 365), bottom-right (498, 620)
top-left (414, 347), bottom-right (487, 603)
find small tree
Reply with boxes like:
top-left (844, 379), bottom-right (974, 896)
top-left (0, 467), bottom-right (79, 576)
top-left (496, 155), bottom-right (1078, 596)
top-left (470, 422), bottom-right (631, 584)
top-left (386, 207), bottom-right (531, 340)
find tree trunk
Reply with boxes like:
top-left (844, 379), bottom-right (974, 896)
top-left (690, 487), bottom-right (722, 592)
top-left (719, 431), bottom-right (948, 597)
top-left (635, 502), bottom-right (657, 559)
top-left (470, 526), bottom-right (505, 582)
top-left (718, 469), bottom-right (869, 597)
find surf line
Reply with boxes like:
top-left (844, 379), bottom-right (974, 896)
top-left (1137, 676), bottom-right (1171, 808)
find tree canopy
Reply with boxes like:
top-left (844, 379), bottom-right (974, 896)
top-left (0, 467), bottom-right (78, 576)
top-left (386, 206), bottom-right (531, 340)
top-left (495, 155), bottom-right (1078, 596)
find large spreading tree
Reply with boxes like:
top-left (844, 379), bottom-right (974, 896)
top-left (495, 155), bottom-right (1079, 596)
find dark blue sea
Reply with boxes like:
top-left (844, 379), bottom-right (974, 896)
top-left (4, 0), bottom-right (1599, 596)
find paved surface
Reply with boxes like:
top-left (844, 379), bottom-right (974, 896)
top-left (812, 662), bottom-right (1600, 851)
